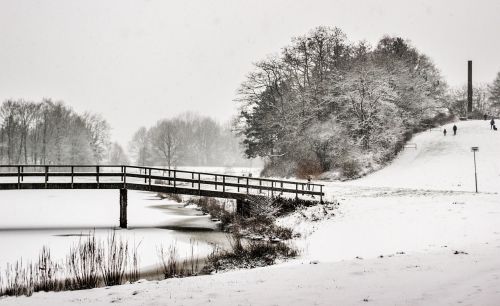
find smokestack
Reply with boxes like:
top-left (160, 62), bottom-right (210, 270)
top-left (467, 60), bottom-right (473, 114)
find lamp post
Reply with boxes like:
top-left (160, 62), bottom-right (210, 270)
top-left (471, 147), bottom-right (479, 193)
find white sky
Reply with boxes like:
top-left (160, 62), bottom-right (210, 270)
top-left (1, 0), bottom-right (499, 145)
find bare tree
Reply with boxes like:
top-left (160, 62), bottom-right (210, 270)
top-left (129, 127), bottom-right (151, 166)
top-left (149, 120), bottom-right (182, 168)
top-left (107, 142), bottom-right (129, 165)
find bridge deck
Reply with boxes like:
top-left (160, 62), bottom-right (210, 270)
top-left (0, 165), bottom-right (324, 202)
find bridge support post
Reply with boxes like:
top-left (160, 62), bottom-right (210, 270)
top-left (119, 188), bottom-right (128, 229)
top-left (236, 198), bottom-right (250, 217)
top-left (236, 199), bottom-right (244, 216)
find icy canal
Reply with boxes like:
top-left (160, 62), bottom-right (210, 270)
top-left (0, 189), bottom-right (229, 271)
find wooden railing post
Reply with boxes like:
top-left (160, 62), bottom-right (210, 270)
top-left (71, 166), bottom-right (74, 188)
top-left (259, 180), bottom-right (262, 193)
top-left (173, 170), bottom-right (176, 188)
top-left (20, 166), bottom-right (23, 182)
top-left (237, 177), bottom-right (240, 192)
top-left (121, 166), bottom-right (124, 182)
top-left (198, 173), bottom-right (201, 195)
top-left (192, 172), bottom-right (194, 188)
top-left (214, 175), bottom-right (217, 190)
top-left (123, 166), bottom-right (127, 188)
top-left (96, 166), bottom-right (100, 188)
top-left (148, 168), bottom-right (152, 188)
top-left (222, 175), bottom-right (225, 193)
top-left (17, 166), bottom-right (20, 189)
top-left (144, 168), bottom-right (147, 184)
top-left (246, 177), bottom-right (249, 194)
top-left (295, 183), bottom-right (298, 199)
top-left (271, 181), bottom-right (274, 197)
top-left (45, 166), bottom-right (48, 188)
top-left (320, 185), bottom-right (323, 203)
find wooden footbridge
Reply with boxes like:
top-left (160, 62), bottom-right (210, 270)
top-left (0, 165), bottom-right (324, 228)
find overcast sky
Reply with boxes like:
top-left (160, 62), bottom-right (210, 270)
top-left (1, 0), bottom-right (499, 145)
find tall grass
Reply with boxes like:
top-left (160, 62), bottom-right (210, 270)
top-left (66, 233), bottom-right (102, 290)
top-left (100, 232), bottom-right (129, 286)
top-left (34, 246), bottom-right (62, 292)
top-left (157, 239), bottom-right (202, 279)
top-left (0, 230), bottom-right (142, 297)
top-left (128, 240), bottom-right (141, 283)
top-left (0, 232), bottom-right (209, 297)
top-left (158, 243), bottom-right (179, 279)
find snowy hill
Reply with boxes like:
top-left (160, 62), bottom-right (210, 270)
top-left (354, 120), bottom-right (500, 192)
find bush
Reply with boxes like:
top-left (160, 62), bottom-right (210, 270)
top-left (203, 233), bottom-right (298, 273)
top-left (158, 193), bottom-right (182, 203)
top-left (340, 159), bottom-right (361, 179)
top-left (187, 197), bottom-right (235, 227)
top-left (296, 159), bottom-right (323, 179)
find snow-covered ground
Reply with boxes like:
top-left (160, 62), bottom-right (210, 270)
top-left (354, 120), bottom-right (500, 192)
top-left (2, 120), bottom-right (500, 305)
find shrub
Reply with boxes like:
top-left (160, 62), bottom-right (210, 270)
top-left (158, 193), bottom-right (182, 203)
top-left (340, 159), bottom-right (361, 179)
top-left (203, 232), bottom-right (298, 273)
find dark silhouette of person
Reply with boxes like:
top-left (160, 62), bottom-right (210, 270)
top-left (453, 125), bottom-right (457, 135)
top-left (484, 114), bottom-right (488, 120)
top-left (443, 128), bottom-right (447, 136)
top-left (491, 118), bottom-right (495, 130)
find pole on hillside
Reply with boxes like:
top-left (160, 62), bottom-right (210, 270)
top-left (471, 147), bottom-right (479, 193)
top-left (467, 61), bottom-right (473, 115)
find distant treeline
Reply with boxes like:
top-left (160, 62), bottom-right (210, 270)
top-left (0, 100), bottom-right (251, 168)
top-left (128, 113), bottom-right (252, 167)
top-left (0, 99), bottom-right (112, 165)
top-left (234, 26), bottom-right (452, 179)
top-left (448, 76), bottom-right (500, 118)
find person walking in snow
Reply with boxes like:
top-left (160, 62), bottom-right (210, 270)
top-left (443, 128), bottom-right (447, 136)
top-left (491, 118), bottom-right (495, 130)
top-left (453, 125), bottom-right (457, 135)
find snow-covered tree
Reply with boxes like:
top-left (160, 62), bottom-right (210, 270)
top-left (488, 71), bottom-right (500, 114)
top-left (234, 27), bottom-right (448, 178)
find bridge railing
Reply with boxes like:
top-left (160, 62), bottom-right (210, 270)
top-left (0, 165), bottom-right (324, 201)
